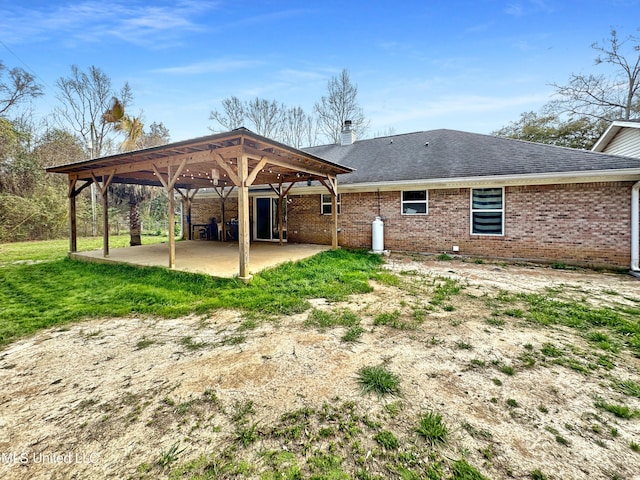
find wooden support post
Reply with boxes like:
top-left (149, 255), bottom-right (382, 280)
top-left (68, 177), bottom-right (78, 253)
top-left (183, 198), bottom-right (189, 240)
top-left (331, 192), bottom-right (338, 250)
top-left (90, 170), bottom-right (115, 257)
top-left (68, 178), bottom-right (92, 253)
top-left (320, 176), bottom-right (339, 250)
top-left (168, 175), bottom-right (175, 269)
top-left (269, 180), bottom-right (298, 246)
top-left (175, 188), bottom-right (199, 240)
top-left (153, 160), bottom-right (186, 268)
top-left (102, 188), bottom-right (109, 257)
top-left (213, 186), bottom-right (234, 241)
top-left (70, 194), bottom-right (77, 252)
top-left (277, 195), bottom-right (283, 245)
top-left (237, 155), bottom-right (251, 281)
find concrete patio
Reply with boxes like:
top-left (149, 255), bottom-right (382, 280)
top-left (70, 241), bottom-right (331, 278)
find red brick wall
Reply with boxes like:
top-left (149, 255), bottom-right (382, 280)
top-left (189, 196), bottom-right (239, 240)
top-left (190, 197), bottom-right (239, 225)
top-left (189, 182), bottom-right (634, 267)
top-left (286, 182), bottom-right (635, 268)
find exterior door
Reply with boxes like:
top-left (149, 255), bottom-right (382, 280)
top-left (254, 197), bottom-right (287, 241)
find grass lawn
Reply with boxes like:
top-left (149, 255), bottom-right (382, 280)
top-left (0, 238), bottom-right (383, 349)
top-left (0, 234), bottom-right (169, 263)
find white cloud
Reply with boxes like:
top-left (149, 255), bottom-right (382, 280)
top-left (153, 58), bottom-right (265, 75)
top-left (1, 0), bottom-right (220, 47)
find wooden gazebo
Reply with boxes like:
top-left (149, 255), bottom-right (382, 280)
top-left (47, 128), bottom-right (353, 281)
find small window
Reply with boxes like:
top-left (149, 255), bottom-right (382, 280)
top-left (401, 190), bottom-right (428, 215)
top-left (471, 188), bottom-right (504, 235)
top-left (321, 193), bottom-right (341, 215)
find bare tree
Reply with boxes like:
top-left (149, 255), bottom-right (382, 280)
top-left (245, 98), bottom-right (283, 138)
top-left (0, 62), bottom-right (43, 116)
top-left (209, 96), bottom-right (319, 147)
top-left (280, 106), bottom-right (316, 148)
top-left (54, 65), bottom-right (132, 158)
top-left (208, 96), bottom-right (245, 132)
top-left (550, 29), bottom-right (640, 121)
top-left (314, 69), bottom-right (368, 144)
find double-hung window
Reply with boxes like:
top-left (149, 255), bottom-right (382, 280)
top-left (471, 188), bottom-right (504, 235)
top-left (401, 190), bottom-right (428, 215)
top-left (321, 193), bottom-right (341, 215)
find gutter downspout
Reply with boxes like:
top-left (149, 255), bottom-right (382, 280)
top-left (631, 181), bottom-right (640, 274)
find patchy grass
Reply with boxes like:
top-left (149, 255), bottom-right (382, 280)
top-left (3, 250), bottom-right (640, 480)
top-left (305, 308), bottom-right (361, 330)
top-left (516, 294), bottom-right (640, 356)
top-left (357, 365), bottom-right (401, 397)
top-left (341, 325), bottom-right (365, 343)
top-left (595, 400), bottom-right (639, 419)
top-left (415, 411), bottom-right (449, 446)
top-left (612, 379), bottom-right (640, 398)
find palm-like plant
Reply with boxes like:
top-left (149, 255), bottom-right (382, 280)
top-left (104, 97), bottom-right (153, 246)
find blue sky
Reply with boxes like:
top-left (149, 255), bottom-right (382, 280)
top-left (1, 0), bottom-right (639, 144)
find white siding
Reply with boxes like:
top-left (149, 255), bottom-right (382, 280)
top-left (602, 128), bottom-right (640, 158)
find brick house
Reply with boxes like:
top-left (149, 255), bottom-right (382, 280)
top-left (191, 125), bottom-right (640, 270)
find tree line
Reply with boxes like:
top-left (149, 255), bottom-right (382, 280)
top-left (1, 28), bottom-right (639, 243)
top-left (0, 64), bottom-right (367, 243)
top-left (208, 68), bottom-right (368, 147)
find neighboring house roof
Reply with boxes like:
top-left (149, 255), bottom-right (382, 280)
top-left (591, 120), bottom-right (640, 156)
top-left (303, 129), bottom-right (640, 188)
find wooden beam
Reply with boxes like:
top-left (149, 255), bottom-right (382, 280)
top-left (242, 145), bottom-right (345, 177)
top-left (89, 169), bottom-right (116, 195)
top-left (213, 153), bottom-right (241, 186)
top-left (237, 155), bottom-right (251, 281)
top-left (213, 185), bottom-right (235, 200)
top-left (282, 181), bottom-right (298, 197)
top-left (71, 179), bottom-right (93, 197)
top-left (75, 148), bottom-right (218, 179)
top-left (151, 164), bottom-right (169, 189)
top-left (246, 156), bottom-right (268, 186)
top-left (167, 159), bottom-right (188, 189)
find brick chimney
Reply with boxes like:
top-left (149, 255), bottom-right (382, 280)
top-left (341, 120), bottom-right (355, 146)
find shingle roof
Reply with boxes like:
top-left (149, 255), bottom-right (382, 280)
top-left (303, 129), bottom-right (640, 185)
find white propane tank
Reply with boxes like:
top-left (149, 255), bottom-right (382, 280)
top-left (372, 216), bottom-right (384, 253)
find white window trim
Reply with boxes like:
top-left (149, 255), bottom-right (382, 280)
top-left (470, 187), bottom-right (505, 236)
top-left (321, 193), bottom-right (341, 215)
top-left (401, 189), bottom-right (428, 215)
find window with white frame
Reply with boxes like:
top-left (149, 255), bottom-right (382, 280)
top-left (321, 193), bottom-right (341, 215)
top-left (401, 190), bottom-right (428, 215)
top-left (471, 187), bottom-right (504, 235)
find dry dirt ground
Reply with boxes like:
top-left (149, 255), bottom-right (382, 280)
top-left (1, 254), bottom-right (639, 479)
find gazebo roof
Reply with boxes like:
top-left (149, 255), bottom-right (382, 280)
top-left (47, 127), bottom-right (354, 188)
